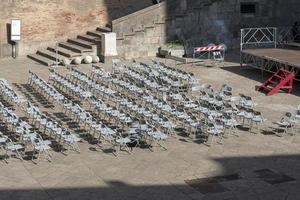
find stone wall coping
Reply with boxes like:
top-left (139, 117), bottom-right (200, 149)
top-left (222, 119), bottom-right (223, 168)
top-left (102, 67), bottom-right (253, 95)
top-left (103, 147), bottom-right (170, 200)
top-left (112, 2), bottom-right (165, 25)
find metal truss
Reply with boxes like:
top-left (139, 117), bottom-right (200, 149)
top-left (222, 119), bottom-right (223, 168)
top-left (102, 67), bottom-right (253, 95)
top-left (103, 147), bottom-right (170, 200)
top-left (240, 27), bottom-right (277, 51)
top-left (277, 26), bottom-right (300, 44)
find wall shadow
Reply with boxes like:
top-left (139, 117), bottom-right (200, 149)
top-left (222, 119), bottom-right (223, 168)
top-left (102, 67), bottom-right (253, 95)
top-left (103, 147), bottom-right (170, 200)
top-left (0, 154), bottom-right (299, 200)
top-left (103, 0), bottom-right (155, 23)
top-left (164, 0), bottom-right (300, 54)
top-left (6, 23), bottom-right (12, 45)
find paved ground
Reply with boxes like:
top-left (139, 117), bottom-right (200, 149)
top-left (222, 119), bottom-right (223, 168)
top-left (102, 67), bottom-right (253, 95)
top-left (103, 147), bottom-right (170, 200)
top-left (0, 55), bottom-right (299, 200)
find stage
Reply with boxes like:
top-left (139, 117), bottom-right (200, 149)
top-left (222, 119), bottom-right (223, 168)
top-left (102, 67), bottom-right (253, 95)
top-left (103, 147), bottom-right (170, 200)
top-left (241, 48), bottom-right (300, 81)
top-left (240, 27), bottom-right (300, 81)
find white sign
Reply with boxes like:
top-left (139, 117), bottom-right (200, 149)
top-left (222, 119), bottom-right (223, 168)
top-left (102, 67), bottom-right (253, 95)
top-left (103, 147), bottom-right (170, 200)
top-left (11, 19), bottom-right (21, 41)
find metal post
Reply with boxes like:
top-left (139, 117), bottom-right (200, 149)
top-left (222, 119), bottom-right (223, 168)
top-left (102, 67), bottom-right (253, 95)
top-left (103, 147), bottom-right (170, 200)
top-left (55, 43), bottom-right (58, 68)
top-left (240, 29), bottom-right (243, 68)
top-left (12, 42), bottom-right (17, 59)
top-left (274, 28), bottom-right (277, 49)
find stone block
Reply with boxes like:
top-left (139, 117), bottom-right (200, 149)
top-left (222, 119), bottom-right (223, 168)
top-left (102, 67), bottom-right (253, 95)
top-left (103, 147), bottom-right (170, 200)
top-left (101, 32), bottom-right (118, 57)
top-left (145, 27), bottom-right (156, 37)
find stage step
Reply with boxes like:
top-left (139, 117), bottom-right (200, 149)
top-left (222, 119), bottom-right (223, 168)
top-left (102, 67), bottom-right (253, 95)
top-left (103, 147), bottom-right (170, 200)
top-left (58, 42), bottom-right (93, 53)
top-left (67, 38), bottom-right (95, 49)
top-left (47, 47), bottom-right (81, 58)
top-left (28, 54), bottom-right (59, 66)
top-left (257, 68), bottom-right (295, 96)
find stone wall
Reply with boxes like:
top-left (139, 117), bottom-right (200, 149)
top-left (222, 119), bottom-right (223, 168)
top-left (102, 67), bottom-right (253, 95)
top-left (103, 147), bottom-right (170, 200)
top-left (165, 0), bottom-right (300, 54)
top-left (2, 0), bottom-right (299, 59)
top-left (112, 3), bottom-right (167, 59)
top-left (0, 0), bottom-right (152, 58)
top-left (113, 0), bottom-right (300, 59)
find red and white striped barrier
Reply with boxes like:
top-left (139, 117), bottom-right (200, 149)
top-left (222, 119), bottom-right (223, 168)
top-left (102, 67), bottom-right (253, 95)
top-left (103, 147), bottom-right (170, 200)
top-left (194, 45), bottom-right (225, 53)
top-left (192, 44), bottom-right (226, 66)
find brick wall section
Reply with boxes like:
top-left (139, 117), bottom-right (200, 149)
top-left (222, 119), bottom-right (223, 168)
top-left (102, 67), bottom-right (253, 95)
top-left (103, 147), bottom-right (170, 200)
top-left (0, 0), bottom-right (152, 58)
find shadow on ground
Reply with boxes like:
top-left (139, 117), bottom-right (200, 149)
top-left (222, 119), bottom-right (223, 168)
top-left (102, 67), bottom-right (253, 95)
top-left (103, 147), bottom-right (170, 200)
top-left (0, 154), bottom-right (298, 200)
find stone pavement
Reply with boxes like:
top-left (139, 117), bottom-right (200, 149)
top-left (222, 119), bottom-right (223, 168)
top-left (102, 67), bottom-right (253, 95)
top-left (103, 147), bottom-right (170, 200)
top-left (0, 56), bottom-right (299, 200)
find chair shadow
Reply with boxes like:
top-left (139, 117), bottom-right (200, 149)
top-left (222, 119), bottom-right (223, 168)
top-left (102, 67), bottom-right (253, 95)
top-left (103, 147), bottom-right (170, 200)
top-left (51, 85), bottom-right (81, 104)
top-left (13, 83), bottom-right (55, 108)
top-left (0, 96), bottom-right (15, 110)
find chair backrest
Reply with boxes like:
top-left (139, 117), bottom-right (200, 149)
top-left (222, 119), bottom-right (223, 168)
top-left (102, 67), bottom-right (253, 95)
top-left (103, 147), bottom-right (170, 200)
top-left (285, 112), bottom-right (292, 118)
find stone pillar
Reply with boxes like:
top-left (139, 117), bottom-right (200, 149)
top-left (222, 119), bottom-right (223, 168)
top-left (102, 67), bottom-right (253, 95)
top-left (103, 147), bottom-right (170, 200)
top-left (100, 32), bottom-right (118, 63)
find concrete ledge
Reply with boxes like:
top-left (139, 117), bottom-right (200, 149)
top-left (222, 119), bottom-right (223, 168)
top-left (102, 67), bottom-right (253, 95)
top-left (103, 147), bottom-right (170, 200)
top-left (112, 2), bottom-right (166, 26)
top-left (99, 55), bottom-right (119, 64)
top-left (166, 54), bottom-right (187, 64)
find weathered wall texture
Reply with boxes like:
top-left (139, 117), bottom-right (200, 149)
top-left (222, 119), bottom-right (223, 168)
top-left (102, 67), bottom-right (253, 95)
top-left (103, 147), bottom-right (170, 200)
top-left (0, 0), bottom-right (152, 58)
top-left (166, 0), bottom-right (300, 54)
top-left (113, 0), bottom-right (300, 59)
top-left (1, 0), bottom-right (300, 59)
top-left (112, 3), bottom-right (166, 59)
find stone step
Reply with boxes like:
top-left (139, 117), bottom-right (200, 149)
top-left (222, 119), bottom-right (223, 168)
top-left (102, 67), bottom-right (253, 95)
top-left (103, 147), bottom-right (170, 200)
top-left (67, 38), bottom-right (95, 49)
top-left (37, 50), bottom-right (66, 62)
top-left (58, 42), bottom-right (93, 53)
top-left (87, 30), bottom-right (103, 38)
top-left (47, 47), bottom-right (81, 58)
top-left (77, 34), bottom-right (99, 43)
top-left (28, 54), bottom-right (58, 66)
top-left (96, 26), bottom-right (112, 33)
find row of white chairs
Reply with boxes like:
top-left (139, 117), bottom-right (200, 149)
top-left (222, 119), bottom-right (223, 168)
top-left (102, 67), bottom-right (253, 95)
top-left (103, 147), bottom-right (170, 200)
top-left (144, 60), bottom-right (201, 87)
top-left (61, 98), bottom-right (130, 152)
top-left (90, 97), bottom-right (133, 126)
top-left (0, 101), bottom-right (52, 163)
top-left (65, 68), bottom-right (117, 101)
top-left (49, 71), bottom-right (92, 100)
top-left (151, 60), bottom-right (197, 82)
top-left (91, 65), bottom-right (112, 79)
top-left (133, 62), bottom-right (184, 87)
top-left (124, 68), bottom-right (171, 92)
top-left (91, 97), bottom-right (169, 151)
top-left (24, 101), bottom-right (81, 154)
top-left (273, 107), bottom-right (300, 137)
top-left (28, 71), bottom-right (65, 103)
top-left (67, 67), bottom-right (97, 90)
top-left (117, 95), bottom-right (174, 135)
top-left (0, 79), bottom-right (26, 105)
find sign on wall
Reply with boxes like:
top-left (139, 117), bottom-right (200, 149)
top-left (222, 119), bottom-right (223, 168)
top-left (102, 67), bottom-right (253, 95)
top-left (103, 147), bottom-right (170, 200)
top-left (11, 19), bottom-right (21, 41)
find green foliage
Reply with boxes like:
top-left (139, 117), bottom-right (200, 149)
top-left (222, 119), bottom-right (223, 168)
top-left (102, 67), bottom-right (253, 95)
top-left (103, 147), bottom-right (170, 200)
top-left (166, 39), bottom-right (185, 49)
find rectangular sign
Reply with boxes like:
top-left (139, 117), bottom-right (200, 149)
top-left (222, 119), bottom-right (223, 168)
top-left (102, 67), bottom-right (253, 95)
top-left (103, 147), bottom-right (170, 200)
top-left (11, 19), bottom-right (21, 41)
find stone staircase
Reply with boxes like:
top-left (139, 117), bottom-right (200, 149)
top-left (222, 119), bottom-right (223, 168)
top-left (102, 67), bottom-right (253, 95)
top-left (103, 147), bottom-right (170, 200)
top-left (28, 26), bottom-right (111, 66)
